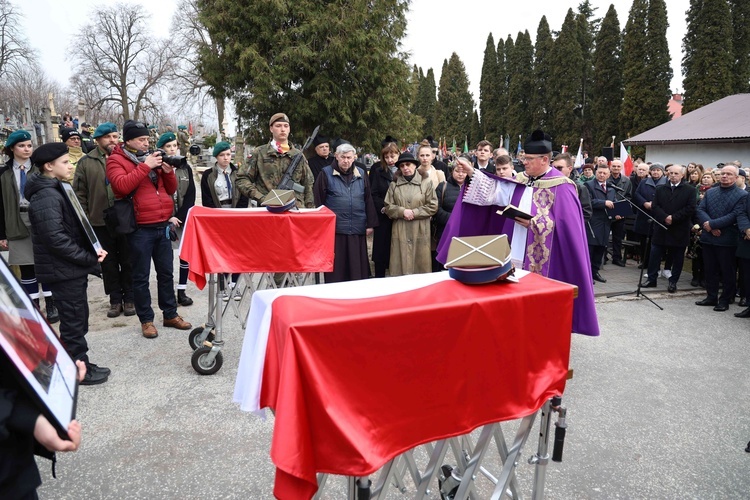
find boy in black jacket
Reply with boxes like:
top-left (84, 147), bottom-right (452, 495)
top-left (25, 143), bottom-right (109, 385)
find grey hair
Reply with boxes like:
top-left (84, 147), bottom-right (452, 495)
top-left (336, 143), bottom-right (356, 155)
top-left (668, 164), bottom-right (687, 175)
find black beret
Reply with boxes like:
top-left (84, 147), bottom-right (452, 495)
top-left (382, 135), bottom-right (397, 147)
top-left (313, 135), bottom-right (329, 147)
top-left (30, 143), bottom-right (69, 168)
top-left (524, 130), bottom-right (553, 154)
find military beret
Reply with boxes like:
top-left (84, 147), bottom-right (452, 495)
top-left (156, 132), bottom-right (177, 148)
top-left (269, 113), bottom-right (289, 127)
top-left (93, 122), bottom-right (118, 138)
top-left (313, 135), bottom-right (329, 147)
top-left (5, 129), bottom-right (32, 149)
top-left (213, 141), bottom-right (231, 157)
top-left (30, 142), bottom-right (68, 169)
top-left (178, 125), bottom-right (187, 130)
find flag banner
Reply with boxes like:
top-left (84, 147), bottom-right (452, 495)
top-left (620, 142), bottom-right (634, 177)
top-left (574, 139), bottom-right (584, 172)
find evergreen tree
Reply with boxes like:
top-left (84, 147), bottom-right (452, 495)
top-left (496, 37), bottom-right (508, 138)
top-left (413, 67), bottom-right (437, 138)
top-left (576, 0), bottom-right (599, 151)
top-left (435, 53), bottom-right (474, 143)
top-left (591, 4), bottom-right (623, 149)
top-left (547, 9), bottom-right (584, 149)
top-left (479, 33), bottom-right (499, 145)
top-left (506, 31), bottom-right (534, 142)
top-left (470, 109), bottom-right (483, 145)
top-left (730, 0), bottom-right (750, 93)
top-left (196, 0), bottom-right (417, 149)
top-left (682, 0), bottom-right (733, 113)
top-left (531, 16), bottom-right (553, 131)
top-left (644, 0), bottom-right (673, 126)
top-left (409, 65), bottom-right (422, 115)
top-left (620, 0), bottom-right (650, 139)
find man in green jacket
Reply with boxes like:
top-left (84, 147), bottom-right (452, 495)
top-left (73, 123), bottom-right (135, 318)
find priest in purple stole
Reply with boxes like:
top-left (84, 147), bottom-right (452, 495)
top-left (437, 130), bottom-right (599, 337)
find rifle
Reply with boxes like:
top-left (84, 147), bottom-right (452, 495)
top-left (277, 125), bottom-right (320, 193)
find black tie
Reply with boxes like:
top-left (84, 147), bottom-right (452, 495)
top-left (224, 172), bottom-right (232, 198)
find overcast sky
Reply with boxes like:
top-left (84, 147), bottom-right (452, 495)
top-left (22, 0), bottom-right (689, 121)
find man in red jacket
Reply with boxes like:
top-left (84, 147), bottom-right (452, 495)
top-left (106, 120), bottom-right (192, 338)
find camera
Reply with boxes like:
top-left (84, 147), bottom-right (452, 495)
top-left (153, 149), bottom-right (188, 168)
top-left (189, 144), bottom-right (201, 156)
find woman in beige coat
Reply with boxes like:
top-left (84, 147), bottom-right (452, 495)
top-left (385, 152), bottom-right (438, 276)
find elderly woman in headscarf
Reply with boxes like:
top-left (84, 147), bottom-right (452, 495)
top-left (384, 152), bottom-right (438, 276)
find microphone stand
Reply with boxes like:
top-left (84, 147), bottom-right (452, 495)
top-left (606, 184), bottom-right (667, 310)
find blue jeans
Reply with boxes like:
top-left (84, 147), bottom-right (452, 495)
top-left (127, 226), bottom-right (178, 323)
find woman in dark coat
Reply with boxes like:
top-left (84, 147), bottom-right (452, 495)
top-left (369, 142), bottom-right (400, 277)
top-left (25, 143), bottom-right (109, 385)
top-left (432, 156), bottom-right (468, 271)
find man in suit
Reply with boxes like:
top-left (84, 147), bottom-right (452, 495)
top-left (607, 158), bottom-right (632, 266)
top-left (585, 163), bottom-right (616, 283)
top-left (641, 164), bottom-right (696, 292)
top-left (473, 140), bottom-right (495, 173)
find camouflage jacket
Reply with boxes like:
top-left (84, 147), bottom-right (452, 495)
top-left (236, 143), bottom-right (314, 208)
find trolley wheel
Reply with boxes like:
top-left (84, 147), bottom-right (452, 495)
top-left (188, 327), bottom-right (215, 350)
top-left (191, 346), bottom-right (223, 375)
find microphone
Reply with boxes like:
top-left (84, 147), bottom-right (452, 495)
top-left (609, 183), bottom-right (627, 193)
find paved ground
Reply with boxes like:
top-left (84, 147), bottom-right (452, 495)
top-left (31, 256), bottom-right (750, 499)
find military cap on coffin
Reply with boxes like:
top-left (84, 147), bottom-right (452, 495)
top-left (444, 234), bottom-right (514, 285)
top-left (261, 189), bottom-right (296, 213)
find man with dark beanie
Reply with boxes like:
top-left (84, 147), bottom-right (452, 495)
top-left (106, 120), bottom-right (192, 338)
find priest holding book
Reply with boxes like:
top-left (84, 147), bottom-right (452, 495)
top-left (436, 130), bottom-right (599, 337)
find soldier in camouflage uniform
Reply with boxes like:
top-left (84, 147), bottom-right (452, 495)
top-left (177, 125), bottom-right (190, 156)
top-left (236, 113), bottom-right (314, 208)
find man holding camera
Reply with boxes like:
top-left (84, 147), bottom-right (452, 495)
top-left (106, 120), bottom-right (192, 338)
top-left (236, 112), bottom-right (314, 208)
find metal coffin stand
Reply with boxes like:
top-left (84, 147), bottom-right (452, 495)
top-left (188, 272), bottom-right (315, 375)
top-left (315, 397), bottom-right (567, 500)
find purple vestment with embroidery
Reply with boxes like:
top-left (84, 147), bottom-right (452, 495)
top-left (436, 168), bottom-right (599, 337)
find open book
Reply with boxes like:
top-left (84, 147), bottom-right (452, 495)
top-left (496, 204), bottom-right (532, 220)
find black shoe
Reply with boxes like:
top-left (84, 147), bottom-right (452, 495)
top-left (107, 303), bottom-right (123, 318)
top-left (695, 298), bottom-right (717, 306)
top-left (45, 297), bottom-right (59, 324)
top-left (740, 298), bottom-right (748, 307)
top-left (746, 441), bottom-right (750, 453)
top-left (177, 290), bottom-right (194, 306)
top-left (81, 366), bottom-right (109, 385)
top-left (690, 278), bottom-right (700, 287)
top-left (641, 281), bottom-right (657, 288)
top-left (734, 307), bottom-right (750, 318)
top-left (123, 302), bottom-right (136, 316)
top-left (713, 304), bottom-right (729, 312)
top-left (87, 363), bottom-right (111, 377)
top-left (637, 263), bottom-right (645, 269)
top-left (667, 282), bottom-right (677, 293)
top-left (613, 260), bottom-right (626, 267)
top-left (593, 272), bottom-right (607, 283)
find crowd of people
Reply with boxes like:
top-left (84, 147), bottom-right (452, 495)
top-left (3, 111), bottom-right (750, 497)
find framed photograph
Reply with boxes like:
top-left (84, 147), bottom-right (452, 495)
top-left (62, 182), bottom-right (103, 253)
top-left (0, 258), bottom-right (78, 439)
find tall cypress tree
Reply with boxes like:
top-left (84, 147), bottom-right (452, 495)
top-left (644, 0), bottom-right (673, 127)
top-left (547, 9), bottom-right (584, 149)
top-left (416, 68), bottom-right (438, 137)
top-left (682, 0), bottom-right (733, 113)
top-left (532, 16), bottom-right (553, 131)
top-left (620, 0), bottom-right (650, 139)
top-left (497, 37), bottom-right (508, 138)
top-left (409, 65), bottom-right (422, 115)
top-left (730, 0), bottom-right (750, 93)
top-left (576, 1), bottom-right (599, 149)
top-left (591, 4), bottom-right (623, 149)
top-left (479, 33), bottom-right (499, 143)
top-left (506, 31), bottom-right (534, 142)
top-left (436, 53), bottom-right (474, 143)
